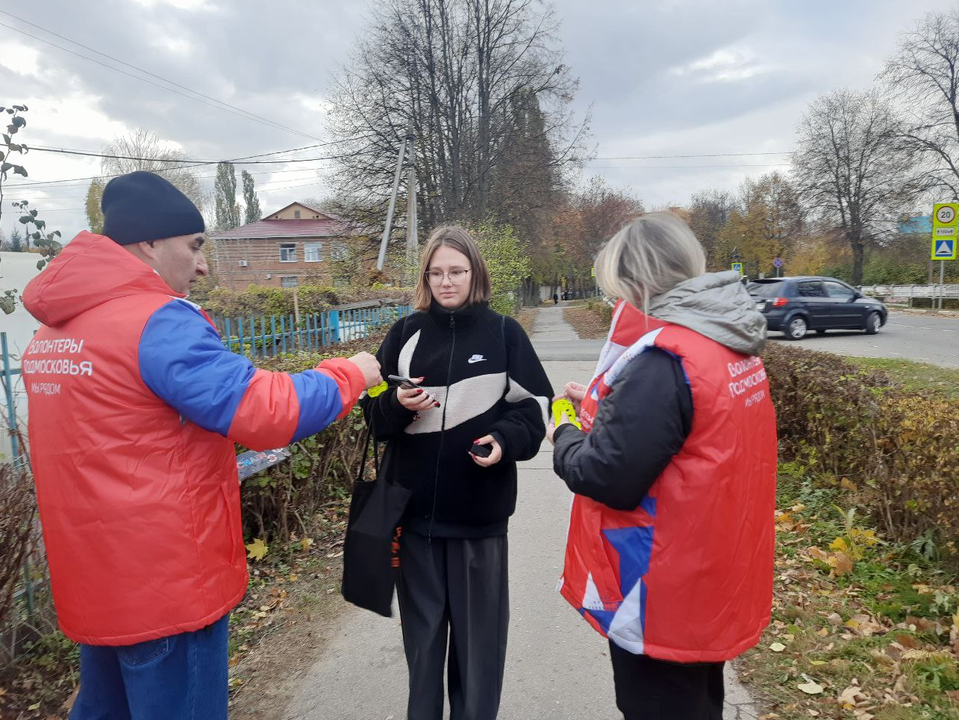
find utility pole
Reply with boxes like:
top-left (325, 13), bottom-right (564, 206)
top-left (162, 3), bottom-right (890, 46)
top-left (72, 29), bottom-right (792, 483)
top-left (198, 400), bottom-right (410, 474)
top-left (377, 120), bottom-right (416, 273)
top-left (405, 138), bottom-right (418, 286)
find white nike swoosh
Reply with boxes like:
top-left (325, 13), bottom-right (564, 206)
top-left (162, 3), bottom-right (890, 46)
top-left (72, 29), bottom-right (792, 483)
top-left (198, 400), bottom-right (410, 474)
top-left (468, 358), bottom-right (486, 363)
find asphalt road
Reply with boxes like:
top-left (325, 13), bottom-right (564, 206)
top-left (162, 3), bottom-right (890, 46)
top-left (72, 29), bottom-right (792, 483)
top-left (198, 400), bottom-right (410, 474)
top-left (767, 311), bottom-right (958, 368)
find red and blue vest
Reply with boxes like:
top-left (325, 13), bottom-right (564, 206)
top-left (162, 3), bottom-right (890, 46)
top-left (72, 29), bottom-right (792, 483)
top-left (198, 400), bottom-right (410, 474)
top-left (22, 232), bottom-right (364, 645)
top-left (559, 301), bottom-right (778, 662)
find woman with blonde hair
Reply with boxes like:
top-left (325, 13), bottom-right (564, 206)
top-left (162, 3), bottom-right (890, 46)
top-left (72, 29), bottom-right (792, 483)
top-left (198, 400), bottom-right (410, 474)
top-left (548, 212), bottom-right (777, 720)
top-left (362, 225), bottom-right (552, 720)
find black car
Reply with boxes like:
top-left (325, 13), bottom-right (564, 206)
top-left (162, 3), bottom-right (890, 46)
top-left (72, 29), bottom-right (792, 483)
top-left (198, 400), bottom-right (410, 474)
top-left (748, 276), bottom-right (888, 340)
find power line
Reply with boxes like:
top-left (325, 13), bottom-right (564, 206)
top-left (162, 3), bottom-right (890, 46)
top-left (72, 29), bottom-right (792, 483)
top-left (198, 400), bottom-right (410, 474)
top-left (584, 163), bottom-right (791, 169)
top-left (3, 141), bottom-right (362, 190)
top-left (14, 167), bottom-right (327, 200)
top-left (595, 152), bottom-right (791, 160)
top-left (28, 144), bottom-right (366, 165)
top-left (0, 17), bottom-right (323, 141)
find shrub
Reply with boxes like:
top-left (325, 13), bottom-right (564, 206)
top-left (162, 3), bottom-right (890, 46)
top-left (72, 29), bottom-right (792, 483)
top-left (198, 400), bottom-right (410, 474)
top-left (240, 333), bottom-right (388, 541)
top-left (763, 343), bottom-right (958, 549)
top-left (201, 285), bottom-right (414, 319)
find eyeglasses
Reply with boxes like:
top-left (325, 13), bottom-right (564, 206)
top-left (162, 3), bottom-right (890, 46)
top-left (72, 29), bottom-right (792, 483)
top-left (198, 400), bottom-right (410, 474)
top-left (425, 269), bottom-right (471, 286)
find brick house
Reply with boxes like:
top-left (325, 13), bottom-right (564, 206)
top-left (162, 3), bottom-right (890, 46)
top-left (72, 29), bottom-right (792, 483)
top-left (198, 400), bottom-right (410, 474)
top-left (211, 202), bottom-right (372, 290)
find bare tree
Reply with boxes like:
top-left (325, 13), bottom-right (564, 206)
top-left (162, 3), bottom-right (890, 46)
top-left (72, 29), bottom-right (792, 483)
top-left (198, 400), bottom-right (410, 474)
top-left (326, 0), bottom-right (587, 233)
top-left (688, 189), bottom-right (736, 269)
top-left (793, 89), bottom-right (918, 285)
top-left (101, 129), bottom-right (205, 210)
top-left (879, 9), bottom-right (959, 201)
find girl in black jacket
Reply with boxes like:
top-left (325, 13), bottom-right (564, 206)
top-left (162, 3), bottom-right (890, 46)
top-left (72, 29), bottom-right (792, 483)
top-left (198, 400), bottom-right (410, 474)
top-left (361, 225), bottom-right (552, 720)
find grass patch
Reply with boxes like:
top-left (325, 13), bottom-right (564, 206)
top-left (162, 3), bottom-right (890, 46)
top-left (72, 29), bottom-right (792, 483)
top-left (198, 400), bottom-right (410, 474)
top-left (563, 299), bottom-right (612, 339)
top-left (844, 357), bottom-right (958, 401)
top-left (516, 307), bottom-right (539, 336)
top-left (739, 468), bottom-right (958, 720)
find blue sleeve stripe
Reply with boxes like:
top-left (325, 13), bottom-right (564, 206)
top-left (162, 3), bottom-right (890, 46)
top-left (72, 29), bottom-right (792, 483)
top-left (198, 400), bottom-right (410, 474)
top-left (290, 369), bottom-right (345, 442)
top-left (139, 299), bottom-right (256, 435)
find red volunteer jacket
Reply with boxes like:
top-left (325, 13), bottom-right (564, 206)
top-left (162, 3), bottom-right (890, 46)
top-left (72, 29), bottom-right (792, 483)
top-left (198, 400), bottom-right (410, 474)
top-left (22, 232), bottom-right (365, 645)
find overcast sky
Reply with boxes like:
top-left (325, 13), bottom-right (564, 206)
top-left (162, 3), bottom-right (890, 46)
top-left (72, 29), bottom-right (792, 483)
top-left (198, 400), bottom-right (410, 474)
top-left (0, 0), bottom-right (954, 243)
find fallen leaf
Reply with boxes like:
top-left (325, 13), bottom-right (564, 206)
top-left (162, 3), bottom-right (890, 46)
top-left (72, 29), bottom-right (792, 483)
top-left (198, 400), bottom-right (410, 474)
top-left (833, 552), bottom-right (854, 575)
top-left (798, 680), bottom-right (824, 695)
top-left (300, 537), bottom-right (314, 552)
top-left (826, 612), bottom-right (843, 626)
top-left (770, 642), bottom-right (787, 652)
top-left (245, 538), bottom-right (268, 561)
top-left (28, 703), bottom-right (40, 711)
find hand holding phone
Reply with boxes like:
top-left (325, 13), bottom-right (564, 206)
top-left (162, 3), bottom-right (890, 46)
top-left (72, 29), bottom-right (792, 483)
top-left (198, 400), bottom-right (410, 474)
top-left (469, 434), bottom-right (502, 467)
top-left (391, 375), bottom-right (442, 412)
top-left (469, 443), bottom-right (492, 458)
top-left (388, 374), bottom-right (420, 390)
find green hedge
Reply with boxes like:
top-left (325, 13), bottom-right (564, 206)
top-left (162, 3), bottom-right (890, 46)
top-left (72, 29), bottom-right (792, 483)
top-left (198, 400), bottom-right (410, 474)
top-left (763, 344), bottom-right (958, 550)
top-left (200, 285), bottom-right (414, 319)
top-left (240, 334), bottom-right (387, 541)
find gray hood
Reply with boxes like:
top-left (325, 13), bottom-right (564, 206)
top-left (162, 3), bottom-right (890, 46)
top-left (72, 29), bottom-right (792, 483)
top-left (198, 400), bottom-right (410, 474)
top-left (645, 271), bottom-right (767, 356)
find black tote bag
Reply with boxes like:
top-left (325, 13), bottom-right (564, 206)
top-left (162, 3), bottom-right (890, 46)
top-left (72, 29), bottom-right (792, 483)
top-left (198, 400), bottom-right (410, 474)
top-left (341, 428), bottom-right (411, 617)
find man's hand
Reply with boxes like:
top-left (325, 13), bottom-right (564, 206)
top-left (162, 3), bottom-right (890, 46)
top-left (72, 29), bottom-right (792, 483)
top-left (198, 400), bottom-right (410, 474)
top-left (396, 377), bottom-right (440, 412)
top-left (469, 434), bottom-right (503, 467)
top-left (348, 352), bottom-right (382, 389)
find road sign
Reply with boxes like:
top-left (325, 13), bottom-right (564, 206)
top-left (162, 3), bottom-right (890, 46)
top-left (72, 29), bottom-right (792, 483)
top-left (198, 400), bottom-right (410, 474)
top-left (773, 257), bottom-right (783, 268)
top-left (931, 203), bottom-right (958, 260)
top-left (590, 266), bottom-right (595, 278)
top-left (933, 239), bottom-right (956, 260)
top-left (731, 262), bottom-right (743, 275)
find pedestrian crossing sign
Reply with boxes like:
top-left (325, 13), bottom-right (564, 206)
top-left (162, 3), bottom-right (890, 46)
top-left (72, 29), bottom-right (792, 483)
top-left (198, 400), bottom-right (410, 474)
top-left (731, 262), bottom-right (743, 274)
top-left (931, 203), bottom-right (958, 260)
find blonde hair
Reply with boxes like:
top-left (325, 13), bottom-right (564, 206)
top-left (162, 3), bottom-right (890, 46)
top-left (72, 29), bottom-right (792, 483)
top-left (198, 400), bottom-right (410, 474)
top-left (594, 212), bottom-right (707, 309)
top-left (413, 225), bottom-right (493, 311)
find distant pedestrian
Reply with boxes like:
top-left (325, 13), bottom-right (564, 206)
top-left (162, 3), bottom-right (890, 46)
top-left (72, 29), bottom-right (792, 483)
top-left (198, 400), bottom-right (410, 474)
top-left (553, 292), bottom-right (559, 305)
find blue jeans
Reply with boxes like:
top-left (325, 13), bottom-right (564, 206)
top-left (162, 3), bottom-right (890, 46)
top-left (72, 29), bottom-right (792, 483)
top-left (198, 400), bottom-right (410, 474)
top-left (70, 614), bottom-right (229, 720)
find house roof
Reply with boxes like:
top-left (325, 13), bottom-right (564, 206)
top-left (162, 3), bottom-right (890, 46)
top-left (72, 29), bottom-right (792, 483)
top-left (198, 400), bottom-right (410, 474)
top-left (212, 202), bottom-right (377, 240)
top-left (212, 218), bottom-right (361, 240)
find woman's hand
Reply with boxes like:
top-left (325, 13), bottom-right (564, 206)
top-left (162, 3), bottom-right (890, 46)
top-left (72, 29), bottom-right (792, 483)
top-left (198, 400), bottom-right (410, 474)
top-left (564, 381), bottom-right (587, 413)
top-left (545, 412), bottom-right (572, 446)
top-left (469, 434), bottom-right (503, 467)
top-left (396, 377), bottom-right (440, 412)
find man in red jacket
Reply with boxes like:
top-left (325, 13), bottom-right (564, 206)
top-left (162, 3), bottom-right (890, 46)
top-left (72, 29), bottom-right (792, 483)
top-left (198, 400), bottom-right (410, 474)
top-left (21, 172), bottom-right (381, 720)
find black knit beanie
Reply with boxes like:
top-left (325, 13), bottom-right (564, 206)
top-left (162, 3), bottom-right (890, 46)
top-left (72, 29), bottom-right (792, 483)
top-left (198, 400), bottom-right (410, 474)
top-left (101, 171), bottom-right (205, 245)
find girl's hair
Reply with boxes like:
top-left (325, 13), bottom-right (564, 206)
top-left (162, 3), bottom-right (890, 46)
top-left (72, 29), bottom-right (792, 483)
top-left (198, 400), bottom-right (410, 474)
top-left (413, 225), bottom-right (493, 311)
top-left (594, 212), bottom-right (706, 309)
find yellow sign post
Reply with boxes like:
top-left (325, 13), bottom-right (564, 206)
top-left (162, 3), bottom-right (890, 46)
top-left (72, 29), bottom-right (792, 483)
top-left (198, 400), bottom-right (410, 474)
top-left (931, 203), bottom-right (958, 261)
top-left (931, 203), bottom-right (958, 310)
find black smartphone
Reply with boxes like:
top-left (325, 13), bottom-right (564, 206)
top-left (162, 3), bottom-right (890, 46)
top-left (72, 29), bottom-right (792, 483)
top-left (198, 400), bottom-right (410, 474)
top-left (387, 374), bottom-right (420, 390)
top-left (470, 443), bottom-right (492, 458)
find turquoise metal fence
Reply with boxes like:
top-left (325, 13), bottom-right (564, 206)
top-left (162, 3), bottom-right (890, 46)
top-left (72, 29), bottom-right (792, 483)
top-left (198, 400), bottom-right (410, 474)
top-left (213, 305), bottom-right (412, 359)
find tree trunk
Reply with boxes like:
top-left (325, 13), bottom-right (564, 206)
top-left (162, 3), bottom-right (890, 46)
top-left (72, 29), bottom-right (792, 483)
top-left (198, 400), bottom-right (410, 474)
top-left (852, 241), bottom-right (865, 286)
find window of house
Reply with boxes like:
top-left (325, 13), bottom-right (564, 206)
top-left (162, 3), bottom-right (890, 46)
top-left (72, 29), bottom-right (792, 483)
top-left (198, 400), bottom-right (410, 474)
top-left (281, 276), bottom-right (299, 288)
top-left (294, 210), bottom-right (301, 219)
top-left (331, 241), bottom-right (349, 261)
top-left (304, 242), bottom-right (323, 263)
top-left (279, 243), bottom-right (297, 262)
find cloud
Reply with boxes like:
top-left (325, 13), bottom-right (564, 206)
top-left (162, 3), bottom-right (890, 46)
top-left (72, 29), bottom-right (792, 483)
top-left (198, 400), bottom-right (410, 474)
top-left (670, 47), bottom-right (773, 83)
top-left (0, 0), bottom-right (956, 244)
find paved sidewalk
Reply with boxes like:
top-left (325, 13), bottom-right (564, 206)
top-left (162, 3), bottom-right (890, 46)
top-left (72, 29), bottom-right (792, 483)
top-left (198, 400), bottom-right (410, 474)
top-left (283, 306), bottom-right (761, 719)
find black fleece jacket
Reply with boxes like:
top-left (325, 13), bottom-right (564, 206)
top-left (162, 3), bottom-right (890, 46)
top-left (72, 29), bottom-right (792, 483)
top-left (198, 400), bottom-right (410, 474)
top-left (361, 301), bottom-right (553, 537)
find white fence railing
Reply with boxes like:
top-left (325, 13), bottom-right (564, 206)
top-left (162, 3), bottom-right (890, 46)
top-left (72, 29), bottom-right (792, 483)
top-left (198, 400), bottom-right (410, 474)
top-left (860, 284), bottom-right (958, 299)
